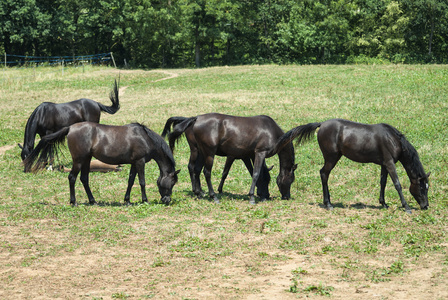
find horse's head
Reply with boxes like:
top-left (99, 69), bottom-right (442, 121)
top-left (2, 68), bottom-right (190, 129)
top-left (157, 169), bottom-right (180, 204)
top-left (18, 143), bottom-right (31, 161)
top-left (409, 172), bottom-right (430, 210)
top-left (276, 164), bottom-right (297, 200)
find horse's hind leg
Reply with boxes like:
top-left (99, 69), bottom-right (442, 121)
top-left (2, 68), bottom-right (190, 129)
top-left (189, 149), bottom-right (205, 198)
top-left (379, 166), bottom-right (389, 208)
top-left (79, 158), bottom-right (96, 205)
top-left (136, 160), bottom-right (148, 203)
top-left (68, 166), bottom-right (80, 206)
top-left (218, 156), bottom-right (236, 194)
top-left (320, 155), bottom-right (341, 210)
top-left (203, 155), bottom-right (219, 203)
top-left (68, 159), bottom-right (93, 206)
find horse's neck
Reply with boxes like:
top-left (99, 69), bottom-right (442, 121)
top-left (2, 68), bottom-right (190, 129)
top-left (278, 144), bottom-right (295, 170)
top-left (152, 148), bottom-right (175, 175)
top-left (399, 144), bottom-right (424, 181)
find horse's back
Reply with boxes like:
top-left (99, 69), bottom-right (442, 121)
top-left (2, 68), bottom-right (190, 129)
top-left (36, 99), bottom-right (101, 132)
top-left (194, 113), bottom-right (283, 155)
top-left (67, 122), bottom-right (148, 164)
top-left (318, 119), bottom-right (401, 163)
top-left (196, 113), bottom-right (282, 134)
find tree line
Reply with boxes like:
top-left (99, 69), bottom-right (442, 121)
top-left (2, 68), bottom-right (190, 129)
top-left (1, 0), bottom-right (447, 68)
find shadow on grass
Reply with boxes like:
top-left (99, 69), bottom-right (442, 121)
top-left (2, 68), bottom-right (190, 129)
top-left (314, 201), bottom-right (418, 212)
top-left (183, 190), bottom-right (274, 204)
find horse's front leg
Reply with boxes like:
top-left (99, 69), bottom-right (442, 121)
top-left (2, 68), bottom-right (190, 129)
top-left (385, 163), bottom-right (412, 214)
top-left (79, 158), bottom-right (96, 205)
top-left (248, 153), bottom-right (266, 205)
top-left (203, 155), bottom-right (219, 203)
top-left (379, 166), bottom-right (389, 208)
top-left (124, 164), bottom-right (137, 205)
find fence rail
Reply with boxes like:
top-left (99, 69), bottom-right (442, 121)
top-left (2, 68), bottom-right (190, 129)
top-left (0, 52), bottom-right (116, 82)
top-left (2, 52), bottom-right (116, 68)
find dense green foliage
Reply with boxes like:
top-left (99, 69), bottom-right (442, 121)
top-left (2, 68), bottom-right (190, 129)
top-left (1, 0), bottom-right (448, 67)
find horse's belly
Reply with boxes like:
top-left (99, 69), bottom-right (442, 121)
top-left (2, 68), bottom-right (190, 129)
top-left (216, 143), bottom-right (254, 158)
top-left (342, 150), bottom-right (382, 164)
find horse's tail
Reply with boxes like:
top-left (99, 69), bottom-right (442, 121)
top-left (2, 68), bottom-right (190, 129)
top-left (168, 116), bottom-right (197, 152)
top-left (23, 127), bottom-right (70, 172)
top-left (161, 116), bottom-right (188, 138)
top-left (98, 79), bottom-right (120, 114)
top-left (272, 122), bottom-right (321, 154)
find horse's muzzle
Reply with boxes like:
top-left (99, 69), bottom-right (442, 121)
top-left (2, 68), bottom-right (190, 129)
top-left (161, 196), bottom-right (171, 205)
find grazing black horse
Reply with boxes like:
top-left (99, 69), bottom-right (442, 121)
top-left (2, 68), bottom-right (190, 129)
top-left (162, 116), bottom-right (273, 199)
top-left (20, 80), bottom-right (120, 163)
top-left (167, 113), bottom-right (297, 204)
top-left (275, 119), bottom-right (430, 213)
top-left (24, 122), bottom-right (180, 206)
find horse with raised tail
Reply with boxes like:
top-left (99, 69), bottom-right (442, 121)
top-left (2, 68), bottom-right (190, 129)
top-left (20, 79), bottom-right (120, 165)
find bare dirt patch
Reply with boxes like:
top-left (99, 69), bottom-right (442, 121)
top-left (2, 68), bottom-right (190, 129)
top-left (0, 145), bottom-right (14, 155)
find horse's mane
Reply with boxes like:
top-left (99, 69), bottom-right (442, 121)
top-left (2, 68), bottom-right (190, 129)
top-left (23, 103), bottom-right (45, 143)
top-left (382, 123), bottom-right (425, 177)
top-left (133, 123), bottom-right (176, 169)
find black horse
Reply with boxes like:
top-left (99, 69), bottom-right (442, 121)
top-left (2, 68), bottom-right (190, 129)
top-left (167, 113), bottom-right (297, 204)
top-left (20, 79), bottom-right (120, 163)
top-left (162, 116), bottom-right (273, 199)
top-left (24, 122), bottom-right (180, 206)
top-left (275, 119), bottom-right (430, 213)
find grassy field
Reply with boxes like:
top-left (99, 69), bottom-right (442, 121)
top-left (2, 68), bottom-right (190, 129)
top-left (0, 64), bottom-right (447, 299)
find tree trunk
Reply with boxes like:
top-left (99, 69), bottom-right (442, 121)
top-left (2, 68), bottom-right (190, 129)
top-left (195, 23), bottom-right (200, 67)
top-left (428, 14), bottom-right (434, 56)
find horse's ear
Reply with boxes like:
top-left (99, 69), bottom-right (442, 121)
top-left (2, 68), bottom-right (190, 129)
top-left (418, 172), bottom-right (431, 181)
top-left (18, 143), bottom-right (23, 149)
top-left (267, 165), bottom-right (274, 172)
top-left (293, 164), bottom-right (298, 171)
top-left (174, 169), bottom-right (181, 175)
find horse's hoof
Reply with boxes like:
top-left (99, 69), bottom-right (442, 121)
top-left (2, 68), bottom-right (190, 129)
top-left (405, 209), bottom-right (412, 214)
top-left (325, 205), bottom-right (334, 211)
top-left (89, 201), bottom-right (97, 206)
top-left (249, 199), bottom-right (256, 205)
top-left (195, 192), bottom-right (205, 199)
top-left (124, 201), bottom-right (131, 206)
top-left (214, 199), bottom-right (220, 204)
top-left (70, 202), bottom-right (78, 207)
